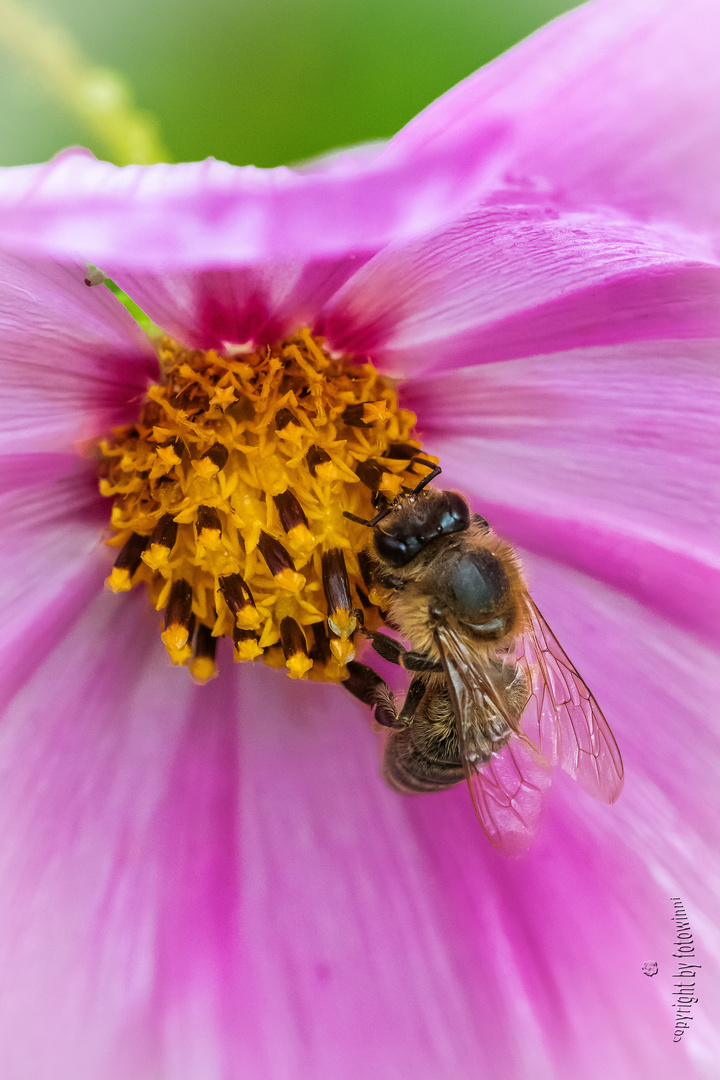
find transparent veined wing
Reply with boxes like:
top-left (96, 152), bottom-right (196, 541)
top-left (508, 598), bottom-right (624, 803)
top-left (433, 622), bottom-right (551, 855)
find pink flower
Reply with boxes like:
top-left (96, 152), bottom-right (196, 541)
top-left (0, 0), bottom-right (718, 1076)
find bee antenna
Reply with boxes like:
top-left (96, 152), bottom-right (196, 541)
top-left (411, 463), bottom-right (442, 494)
top-left (343, 507), bottom-right (392, 528)
top-left (343, 462), bottom-right (441, 527)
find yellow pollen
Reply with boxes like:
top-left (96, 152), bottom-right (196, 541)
top-left (98, 330), bottom-right (436, 682)
top-left (161, 624), bottom-right (190, 653)
top-left (142, 543), bottom-right (172, 571)
top-left (107, 566), bottom-right (133, 593)
top-left (330, 637), bottom-right (356, 666)
top-left (190, 655), bottom-right (218, 684)
top-left (328, 609), bottom-right (358, 640)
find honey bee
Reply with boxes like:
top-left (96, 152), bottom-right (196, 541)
top-left (343, 465), bottom-right (624, 855)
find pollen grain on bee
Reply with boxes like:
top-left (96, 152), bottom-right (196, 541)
top-left (98, 329), bottom-right (437, 684)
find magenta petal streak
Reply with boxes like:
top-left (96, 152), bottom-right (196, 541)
top-left (0, 252), bottom-right (156, 454)
top-left (319, 206), bottom-right (720, 371)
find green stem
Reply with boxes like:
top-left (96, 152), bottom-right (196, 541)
top-left (0, 0), bottom-right (170, 164)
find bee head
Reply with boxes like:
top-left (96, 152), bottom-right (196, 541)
top-left (372, 489), bottom-right (470, 568)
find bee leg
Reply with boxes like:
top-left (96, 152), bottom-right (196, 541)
top-left (401, 651), bottom-right (443, 673)
top-left (363, 629), bottom-right (443, 673)
top-left (342, 661), bottom-right (403, 728)
top-left (398, 674), bottom-right (428, 724)
top-left (363, 629), bottom-right (406, 665)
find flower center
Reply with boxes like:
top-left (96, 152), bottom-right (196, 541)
top-left (99, 329), bottom-right (435, 683)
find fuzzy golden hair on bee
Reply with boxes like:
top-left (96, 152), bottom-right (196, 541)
top-left (342, 471), bottom-right (623, 855)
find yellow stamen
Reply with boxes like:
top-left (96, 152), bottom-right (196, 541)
top-left (98, 331), bottom-right (436, 681)
top-left (328, 609), bottom-right (358, 640)
top-left (190, 655), bottom-right (218, 684)
top-left (142, 543), bottom-right (172, 571)
top-left (161, 624), bottom-right (190, 653)
top-left (106, 566), bottom-right (132, 593)
top-left (273, 568), bottom-right (305, 593)
top-left (286, 653), bottom-right (314, 679)
top-left (330, 637), bottom-right (356, 666)
top-left (235, 636), bottom-right (264, 662)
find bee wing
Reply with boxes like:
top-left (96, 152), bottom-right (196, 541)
top-left (509, 598), bottom-right (624, 803)
top-left (433, 623), bottom-right (551, 856)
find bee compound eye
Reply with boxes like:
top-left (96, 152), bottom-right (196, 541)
top-left (444, 491), bottom-right (470, 529)
top-left (373, 529), bottom-right (419, 567)
top-left (430, 491), bottom-right (470, 539)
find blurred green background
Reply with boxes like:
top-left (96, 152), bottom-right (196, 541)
top-left (0, 0), bottom-right (578, 168)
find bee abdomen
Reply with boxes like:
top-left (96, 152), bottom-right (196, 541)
top-left (382, 693), bottom-right (466, 794)
top-left (383, 728), bottom-right (466, 794)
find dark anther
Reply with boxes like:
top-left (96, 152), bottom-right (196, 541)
top-left (306, 445), bottom-right (331, 477)
top-left (355, 459), bottom-right (385, 491)
top-left (382, 442), bottom-right (421, 460)
top-left (258, 531), bottom-right (295, 576)
top-left (355, 584), bottom-right (371, 609)
top-left (194, 622), bottom-right (217, 663)
top-left (219, 574), bottom-right (255, 616)
top-left (201, 443), bottom-right (229, 471)
top-left (165, 579), bottom-right (193, 630)
top-left (280, 616), bottom-right (308, 660)
top-left (197, 505), bottom-right (222, 535)
top-left (341, 403), bottom-right (368, 427)
top-left (161, 436), bottom-right (183, 453)
top-left (149, 514), bottom-right (178, 551)
top-left (342, 402), bottom-right (381, 428)
top-left (323, 551), bottom-right (354, 618)
top-left (357, 550), bottom-right (376, 590)
top-left (322, 548), bottom-right (352, 616)
top-left (274, 490), bottom-right (308, 532)
top-left (171, 386), bottom-right (210, 415)
top-left (233, 625), bottom-right (258, 646)
top-left (276, 407), bottom-right (300, 431)
top-left (309, 622), bottom-right (332, 665)
top-left (113, 533), bottom-right (149, 576)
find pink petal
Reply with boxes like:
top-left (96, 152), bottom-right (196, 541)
top-left (107, 254), bottom-right (371, 351)
top-left (320, 204), bottom-right (720, 372)
top-left (0, 464), bottom-right (108, 714)
top-left (0, 565), bottom-right (716, 1077)
top-left (0, 589), bottom-right (212, 1078)
top-left (0, 0), bottom-right (713, 282)
top-left (0, 110), bottom-right (506, 270)
top-left (401, 556), bottom-right (720, 1078)
top-left (403, 339), bottom-right (720, 642)
top-left (396, 0), bottom-right (720, 238)
top-left (0, 251), bottom-right (156, 454)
